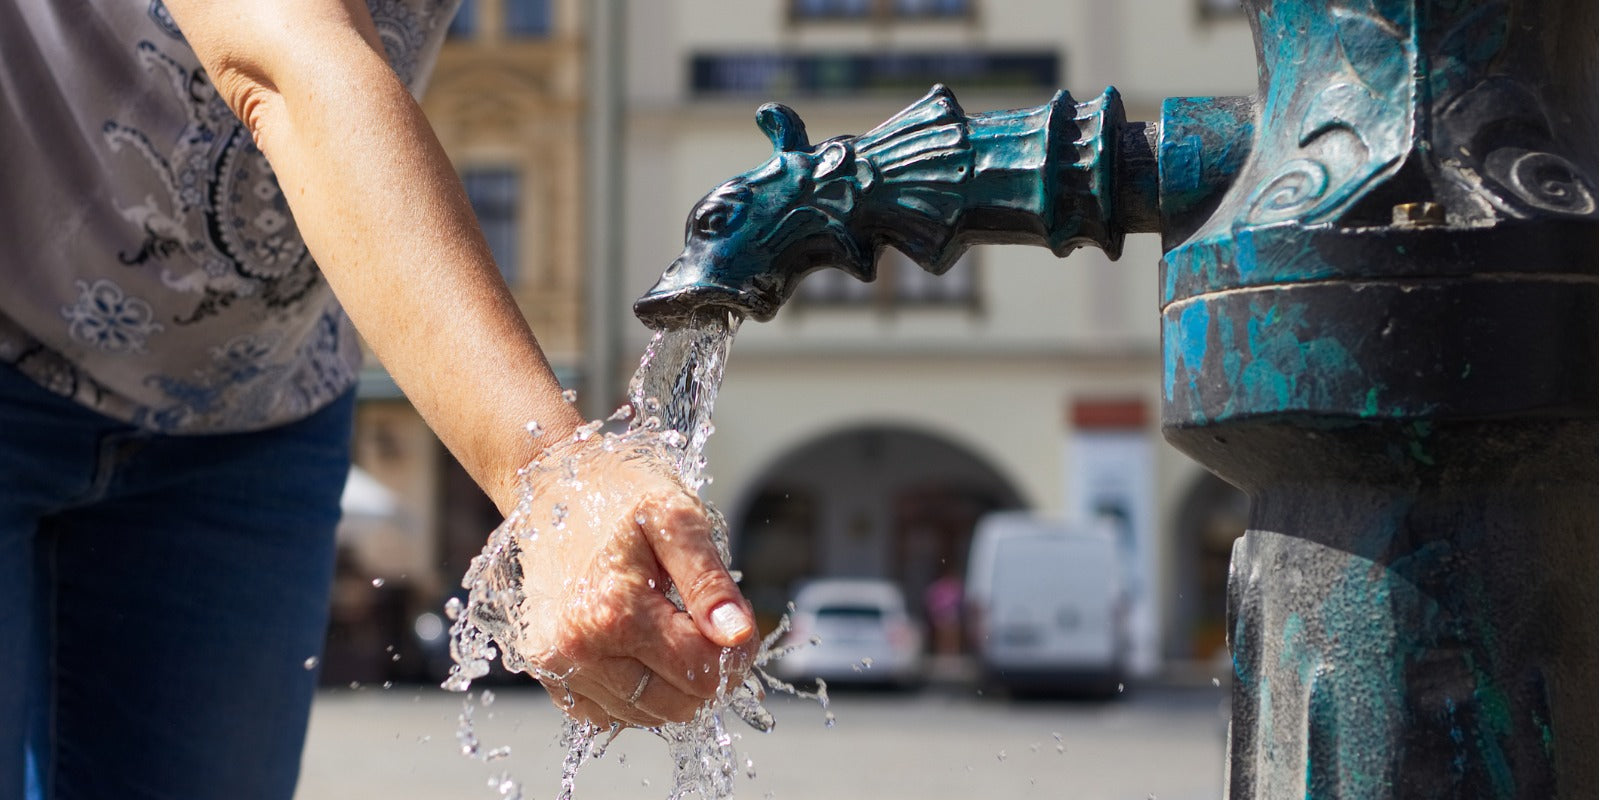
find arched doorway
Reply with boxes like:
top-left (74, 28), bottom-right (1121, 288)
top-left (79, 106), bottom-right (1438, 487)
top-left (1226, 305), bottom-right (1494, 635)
top-left (1167, 471), bottom-right (1250, 662)
top-left (731, 425), bottom-right (1025, 652)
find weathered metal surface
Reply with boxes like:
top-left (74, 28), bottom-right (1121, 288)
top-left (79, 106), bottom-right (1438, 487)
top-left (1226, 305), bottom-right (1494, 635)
top-left (636, 0), bottom-right (1597, 796)
top-left (633, 85), bottom-right (1144, 325)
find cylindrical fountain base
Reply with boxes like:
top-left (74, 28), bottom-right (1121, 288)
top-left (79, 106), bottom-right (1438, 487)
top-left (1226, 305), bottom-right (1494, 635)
top-left (1170, 420), bottom-right (1596, 799)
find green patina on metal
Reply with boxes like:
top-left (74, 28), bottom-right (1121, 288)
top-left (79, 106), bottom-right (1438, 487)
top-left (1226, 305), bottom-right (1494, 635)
top-left (1279, 613), bottom-right (1314, 686)
top-left (1472, 676), bottom-right (1517, 798)
top-left (1405, 420), bottom-right (1435, 465)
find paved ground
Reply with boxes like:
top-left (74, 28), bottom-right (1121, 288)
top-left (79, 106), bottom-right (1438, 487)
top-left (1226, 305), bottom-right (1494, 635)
top-left (296, 680), bottom-right (1230, 800)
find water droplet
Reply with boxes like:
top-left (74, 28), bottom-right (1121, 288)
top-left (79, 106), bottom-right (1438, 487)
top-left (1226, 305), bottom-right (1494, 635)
top-left (574, 419), bottom-right (604, 442)
top-left (608, 404), bottom-right (634, 422)
top-left (444, 596), bottom-right (463, 621)
top-left (997, 750), bottom-right (1007, 762)
top-left (1212, 677), bottom-right (1221, 687)
top-left (382, 681), bottom-right (393, 689)
top-left (370, 577), bottom-right (385, 588)
top-left (524, 420), bottom-right (544, 437)
top-left (302, 656), bottom-right (319, 670)
top-left (391, 653), bottom-right (402, 661)
top-left (481, 689), bottom-right (496, 706)
top-left (647, 578), bottom-right (656, 589)
top-left (561, 389), bottom-right (577, 403)
top-left (1118, 682), bottom-right (1125, 693)
top-left (823, 712), bottom-right (836, 728)
top-left (551, 503), bottom-right (568, 529)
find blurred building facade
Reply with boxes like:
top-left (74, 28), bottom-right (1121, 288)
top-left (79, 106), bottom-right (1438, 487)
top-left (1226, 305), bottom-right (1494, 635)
top-left (607, 0), bottom-right (1259, 675)
top-left (337, 0), bottom-right (1262, 683)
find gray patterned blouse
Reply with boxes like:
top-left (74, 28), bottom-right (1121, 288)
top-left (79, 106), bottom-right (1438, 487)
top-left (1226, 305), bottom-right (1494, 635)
top-left (0, 0), bottom-right (458, 433)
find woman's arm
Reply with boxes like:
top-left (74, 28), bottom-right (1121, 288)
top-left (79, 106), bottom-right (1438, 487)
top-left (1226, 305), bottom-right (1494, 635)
top-left (160, 0), bottom-right (754, 725)
top-left (165, 0), bottom-right (570, 512)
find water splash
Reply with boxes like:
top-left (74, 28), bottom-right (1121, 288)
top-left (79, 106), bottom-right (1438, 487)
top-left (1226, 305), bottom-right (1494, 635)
top-left (445, 310), bottom-right (827, 798)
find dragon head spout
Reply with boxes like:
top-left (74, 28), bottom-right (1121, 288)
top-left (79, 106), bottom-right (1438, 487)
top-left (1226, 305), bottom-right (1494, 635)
top-left (634, 103), bottom-right (874, 327)
top-left (635, 84), bottom-right (1126, 328)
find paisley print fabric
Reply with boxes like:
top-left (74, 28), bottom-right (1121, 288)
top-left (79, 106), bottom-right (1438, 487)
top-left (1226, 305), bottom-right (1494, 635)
top-left (0, 0), bottom-right (458, 433)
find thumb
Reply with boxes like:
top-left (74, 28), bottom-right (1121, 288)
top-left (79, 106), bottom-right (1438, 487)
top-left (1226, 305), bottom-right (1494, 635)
top-left (635, 492), bottom-right (755, 648)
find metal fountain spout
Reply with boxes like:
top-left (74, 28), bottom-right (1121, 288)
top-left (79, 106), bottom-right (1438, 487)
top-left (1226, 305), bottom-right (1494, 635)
top-left (633, 85), bottom-right (1249, 327)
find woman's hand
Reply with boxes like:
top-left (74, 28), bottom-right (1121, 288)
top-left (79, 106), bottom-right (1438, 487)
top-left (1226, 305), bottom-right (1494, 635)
top-left (505, 438), bottom-right (756, 728)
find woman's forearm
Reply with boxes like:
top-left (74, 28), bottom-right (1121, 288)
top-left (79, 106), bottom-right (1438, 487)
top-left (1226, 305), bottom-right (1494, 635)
top-left (165, 0), bottom-right (584, 513)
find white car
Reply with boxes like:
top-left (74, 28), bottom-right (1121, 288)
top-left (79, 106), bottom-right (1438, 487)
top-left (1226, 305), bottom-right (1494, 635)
top-left (768, 578), bottom-right (925, 689)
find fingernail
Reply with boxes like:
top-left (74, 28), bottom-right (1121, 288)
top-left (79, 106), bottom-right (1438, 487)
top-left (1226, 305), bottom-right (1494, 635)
top-left (711, 602), bottom-right (752, 641)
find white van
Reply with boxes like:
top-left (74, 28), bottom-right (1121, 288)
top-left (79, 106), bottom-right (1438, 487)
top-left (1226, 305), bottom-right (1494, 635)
top-left (965, 512), bottom-right (1127, 695)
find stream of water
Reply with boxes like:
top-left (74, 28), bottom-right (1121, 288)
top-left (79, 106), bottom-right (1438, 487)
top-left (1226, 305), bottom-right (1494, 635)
top-left (443, 310), bottom-right (826, 799)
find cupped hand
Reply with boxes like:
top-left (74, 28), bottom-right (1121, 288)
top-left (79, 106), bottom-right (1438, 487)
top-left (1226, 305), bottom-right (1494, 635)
top-left (505, 438), bottom-right (757, 729)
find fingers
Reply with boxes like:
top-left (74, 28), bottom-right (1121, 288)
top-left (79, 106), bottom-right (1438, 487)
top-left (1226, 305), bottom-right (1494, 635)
top-left (545, 656), bottom-right (717, 728)
top-left (538, 593), bottom-right (752, 727)
top-left (632, 597), bottom-right (745, 699)
top-left (634, 492), bottom-right (755, 648)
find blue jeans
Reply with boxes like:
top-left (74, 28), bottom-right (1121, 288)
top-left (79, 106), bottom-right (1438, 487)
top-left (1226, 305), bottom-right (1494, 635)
top-left (0, 364), bottom-right (354, 799)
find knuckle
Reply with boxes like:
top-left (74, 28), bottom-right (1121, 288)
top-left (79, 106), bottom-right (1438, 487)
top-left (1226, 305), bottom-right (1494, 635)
top-left (678, 565), bottom-right (732, 606)
top-left (637, 490), bottom-right (703, 526)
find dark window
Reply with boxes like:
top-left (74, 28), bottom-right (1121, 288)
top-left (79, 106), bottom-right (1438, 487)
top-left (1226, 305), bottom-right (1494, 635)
top-left (505, 0), bottom-right (552, 37)
top-left (795, 248), bottom-right (978, 309)
top-left (461, 168), bottom-right (520, 283)
top-left (690, 51), bottom-right (1058, 96)
top-left (892, 0), bottom-right (970, 17)
top-left (794, 0), bottom-right (872, 17)
top-left (447, 0), bottom-right (476, 37)
top-left (792, 0), bottom-right (971, 20)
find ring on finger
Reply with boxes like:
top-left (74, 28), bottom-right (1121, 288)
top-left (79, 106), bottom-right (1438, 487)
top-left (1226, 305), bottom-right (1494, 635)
top-left (628, 669), bottom-right (652, 705)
